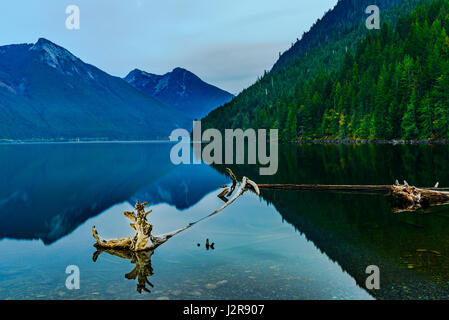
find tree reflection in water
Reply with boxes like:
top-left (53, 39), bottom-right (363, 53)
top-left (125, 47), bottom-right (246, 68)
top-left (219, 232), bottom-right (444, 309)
top-left (93, 248), bottom-right (155, 294)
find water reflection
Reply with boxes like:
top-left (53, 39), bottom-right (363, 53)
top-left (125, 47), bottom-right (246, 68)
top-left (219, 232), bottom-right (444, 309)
top-left (2, 142), bottom-right (449, 299)
top-left (93, 248), bottom-right (155, 294)
top-left (205, 239), bottom-right (215, 250)
top-left (0, 143), bottom-right (227, 244)
top-left (212, 143), bottom-right (449, 299)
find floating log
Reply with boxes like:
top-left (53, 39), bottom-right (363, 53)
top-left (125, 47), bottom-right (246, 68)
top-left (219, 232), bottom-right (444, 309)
top-left (256, 181), bottom-right (449, 212)
top-left (389, 185), bottom-right (449, 212)
top-left (257, 184), bottom-right (391, 193)
top-left (257, 183), bottom-right (449, 193)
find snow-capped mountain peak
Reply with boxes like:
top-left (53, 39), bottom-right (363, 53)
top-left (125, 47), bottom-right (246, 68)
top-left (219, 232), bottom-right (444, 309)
top-left (30, 38), bottom-right (79, 70)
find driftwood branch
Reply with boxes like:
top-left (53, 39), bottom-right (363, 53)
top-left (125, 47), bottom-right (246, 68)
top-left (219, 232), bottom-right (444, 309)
top-left (92, 169), bottom-right (260, 252)
top-left (91, 169), bottom-right (260, 293)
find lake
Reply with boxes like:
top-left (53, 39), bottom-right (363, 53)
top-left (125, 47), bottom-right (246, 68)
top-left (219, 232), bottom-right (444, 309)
top-left (1, 142), bottom-right (449, 300)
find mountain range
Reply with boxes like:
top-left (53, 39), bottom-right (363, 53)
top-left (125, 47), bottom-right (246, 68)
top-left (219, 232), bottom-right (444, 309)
top-left (125, 68), bottom-right (234, 120)
top-left (0, 38), bottom-right (232, 141)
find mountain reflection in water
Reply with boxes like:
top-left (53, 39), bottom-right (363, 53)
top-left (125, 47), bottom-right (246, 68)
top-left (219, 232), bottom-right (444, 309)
top-left (1, 142), bottom-right (449, 299)
top-left (0, 142), bottom-right (227, 244)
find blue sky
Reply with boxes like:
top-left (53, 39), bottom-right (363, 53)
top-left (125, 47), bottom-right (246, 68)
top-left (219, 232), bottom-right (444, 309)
top-left (0, 0), bottom-right (337, 94)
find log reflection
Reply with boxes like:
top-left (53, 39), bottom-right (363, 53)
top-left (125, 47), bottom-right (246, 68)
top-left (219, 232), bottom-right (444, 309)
top-left (93, 248), bottom-right (155, 294)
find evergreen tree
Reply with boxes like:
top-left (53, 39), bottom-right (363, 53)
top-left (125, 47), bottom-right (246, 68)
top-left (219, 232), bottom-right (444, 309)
top-left (432, 73), bottom-right (449, 138)
top-left (285, 102), bottom-right (298, 139)
top-left (373, 65), bottom-right (391, 138)
top-left (401, 89), bottom-right (419, 139)
top-left (417, 94), bottom-right (433, 138)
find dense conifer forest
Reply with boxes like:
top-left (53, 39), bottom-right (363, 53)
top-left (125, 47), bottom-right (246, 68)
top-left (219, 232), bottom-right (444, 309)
top-left (203, 0), bottom-right (449, 140)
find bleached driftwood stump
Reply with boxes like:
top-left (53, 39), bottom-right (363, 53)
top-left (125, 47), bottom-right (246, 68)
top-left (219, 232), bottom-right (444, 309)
top-left (92, 200), bottom-right (186, 251)
top-left (92, 169), bottom-right (260, 251)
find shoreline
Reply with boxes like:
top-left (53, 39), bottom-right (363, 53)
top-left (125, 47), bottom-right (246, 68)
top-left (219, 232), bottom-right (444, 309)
top-left (1, 138), bottom-right (449, 145)
top-left (285, 138), bottom-right (449, 145)
top-left (0, 139), bottom-right (172, 145)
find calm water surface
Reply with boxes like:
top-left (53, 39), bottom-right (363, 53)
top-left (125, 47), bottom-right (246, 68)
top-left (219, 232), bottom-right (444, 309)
top-left (1, 142), bottom-right (449, 300)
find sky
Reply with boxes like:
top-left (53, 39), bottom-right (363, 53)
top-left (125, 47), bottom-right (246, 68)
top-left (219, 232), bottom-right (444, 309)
top-left (0, 0), bottom-right (338, 94)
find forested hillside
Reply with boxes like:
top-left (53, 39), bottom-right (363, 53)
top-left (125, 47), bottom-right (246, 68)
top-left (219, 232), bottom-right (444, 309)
top-left (272, 0), bottom-right (405, 72)
top-left (318, 0), bottom-right (449, 139)
top-left (202, 0), bottom-right (447, 140)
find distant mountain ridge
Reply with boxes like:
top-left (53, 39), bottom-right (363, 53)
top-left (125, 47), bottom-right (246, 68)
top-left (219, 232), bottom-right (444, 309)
top-left (0, 38), bottom-right (190, 141)
top-left (125, 67), bottom-right (234, 119)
